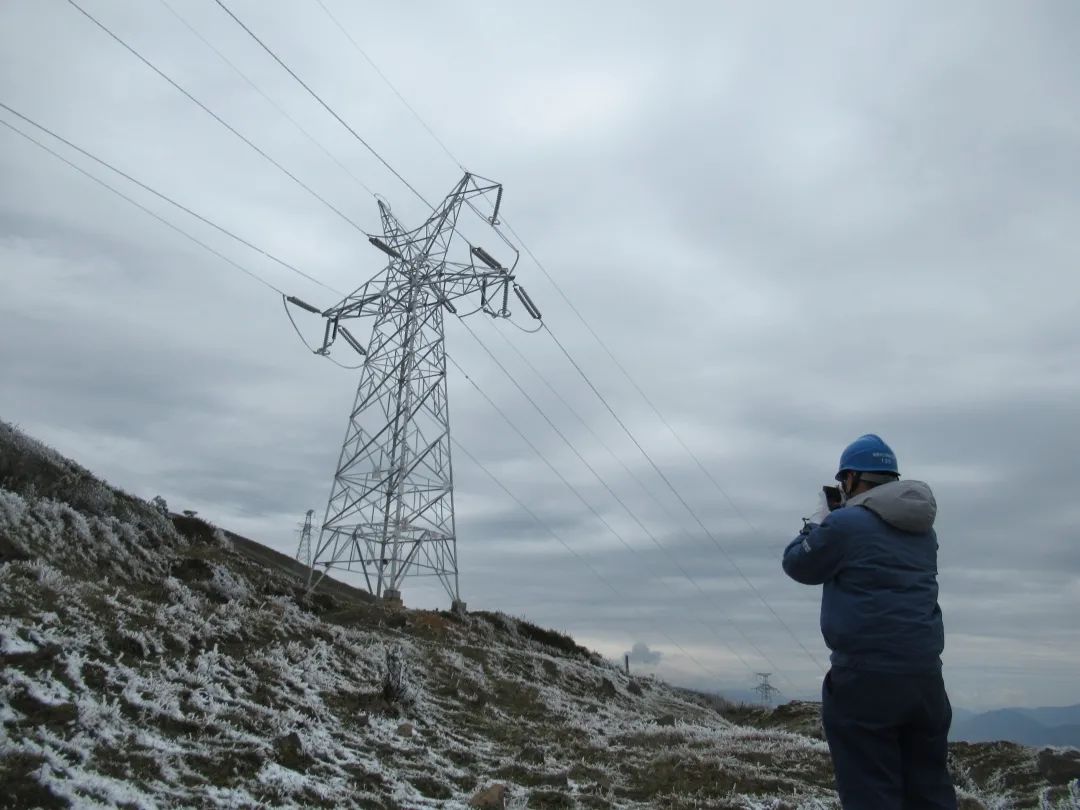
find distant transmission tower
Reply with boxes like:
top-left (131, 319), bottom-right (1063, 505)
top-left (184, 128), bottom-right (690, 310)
top-left (288, 174), bottom-right (541, 612)
top-left (754, 672), bottom-right (779, 706)
top-left (295, 509), bottom-right (314, 567)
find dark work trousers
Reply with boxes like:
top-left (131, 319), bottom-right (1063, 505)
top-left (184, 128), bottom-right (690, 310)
top-left (822, 667), bottom-right (957, 810)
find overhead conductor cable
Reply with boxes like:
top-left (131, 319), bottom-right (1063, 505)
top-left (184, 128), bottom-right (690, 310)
top-left (450, 435), bottom-right (748, 686)
top-left (64, 0), bottom-right (369, 236)
top-left (544, 321), bottom-right (826, 672)
top-left (0, 117), bottom-right (283, 296)
top-left (212, 0), bottom-right (433, 210)
top-left (0, 101), bottom-right (341, 296)
top-left (155, 0), bottom-right (376, 198)
top-left (455, 316), bottom-right (786, 683)
top-left (446, 356), bottom-right (762, 682)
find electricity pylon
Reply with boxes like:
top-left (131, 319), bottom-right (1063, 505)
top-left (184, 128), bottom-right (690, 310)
top-left (295, 509), bottom-right (314, 568)
top-left (754, 672), bottom-right (779, 706)
top-left (289, 174), bottom-right (541, 611)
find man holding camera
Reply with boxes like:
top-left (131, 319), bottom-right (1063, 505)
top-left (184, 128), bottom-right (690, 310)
top-left (782, 434), bottom-right (957, 809)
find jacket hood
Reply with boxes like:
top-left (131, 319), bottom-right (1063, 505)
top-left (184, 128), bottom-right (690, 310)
top-left (846, 480), bottom-right (936, 533)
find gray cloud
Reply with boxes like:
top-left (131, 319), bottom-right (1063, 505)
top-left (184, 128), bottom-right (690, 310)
top-left (2, 0), bottom-right (1078, 710)
top-left (625, 642), bottom-right (662, 666)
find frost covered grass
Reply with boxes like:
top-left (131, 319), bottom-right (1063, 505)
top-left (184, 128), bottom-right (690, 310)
top-left (1, 420), bottom-right (1077, 809)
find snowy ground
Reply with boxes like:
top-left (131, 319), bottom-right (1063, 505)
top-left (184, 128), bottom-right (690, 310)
top-left (1, 421), bottom-right (1078, 809)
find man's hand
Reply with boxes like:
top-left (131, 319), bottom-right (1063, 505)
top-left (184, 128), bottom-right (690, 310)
top-left (807, 489), bottom-right (831, 525)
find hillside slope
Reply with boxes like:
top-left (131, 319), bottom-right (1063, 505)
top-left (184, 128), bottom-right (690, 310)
top-left (1, 421), bottom-right (1078, 809)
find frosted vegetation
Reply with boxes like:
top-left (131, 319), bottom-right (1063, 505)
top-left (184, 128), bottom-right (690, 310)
top-left (1, 421), bottom-right (1078, 809)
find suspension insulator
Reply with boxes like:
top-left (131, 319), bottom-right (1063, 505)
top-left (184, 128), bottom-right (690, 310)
top-left (331, 317), bottom-right (340, 340)
top-left (491, 186), bottom-right (503, 225)
top-left (338, 326), bottom-right (367, 356)
top-left (369, 236), bottom-right (402, 259)
top-left (480, 278), bottom-right (488, 309)
top-left (286, 295), bottom-right (321, 314)
top-left (471, 246), bottom-right (501, 269)
top-left (500, 279), bottom-right (511, 315)
top-left (514, 285), bottom-right (542, 320)
top-left (442, 297), bottom-right (458, 314)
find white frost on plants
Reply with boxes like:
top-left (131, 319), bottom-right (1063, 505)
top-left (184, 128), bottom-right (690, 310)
top-left (0, 423), bottom-right (1070, 810)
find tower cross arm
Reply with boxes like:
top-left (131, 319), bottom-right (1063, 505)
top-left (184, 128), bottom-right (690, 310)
top-left (323, 265), bottom-right (513, 325)
top-left (435, 268), bottom-right (512, 306)
top-left (322, 274), bottom-right (391, 320)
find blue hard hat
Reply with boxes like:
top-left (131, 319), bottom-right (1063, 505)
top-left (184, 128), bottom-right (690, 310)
top-left (836, 434), bottom-right (899, 480)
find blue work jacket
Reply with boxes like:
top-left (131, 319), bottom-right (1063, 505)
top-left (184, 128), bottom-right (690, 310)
top-left (783, 480), bottom-right (945, 673)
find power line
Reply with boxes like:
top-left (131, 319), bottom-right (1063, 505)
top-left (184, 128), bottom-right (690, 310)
top-left (211, 0), bottom-right (433, 210)
top-left (0, 116), bottom-right (283, 297)
top-left (447, 360), bottom-right (760, 686)
top-left (492, 211), bottom-right (809, 666)
top-left (488, 316), bottom-right (708, 547)
top-left (311, 0), bottom-right (463, 172)
top-left (515, 221), bottom-right (772, 546)
top-left (0, 100), bottom-right (342, 297)
top-left (451, 435), bottom-right (741, 686)
top-left (444, 348), bottom-right (764, 683)
top-left (543, 322), bottom-right (826, 672)
top-left (64, 0), bottom-right (369, 236)
top-left (484, 316), bottom-right (797, 685)
top-left (155, 0), bottom-right (377, 199)
top-left (307, 5), bottom-right (498, 250)
top-left (456, 315), bottom-right (791, 685)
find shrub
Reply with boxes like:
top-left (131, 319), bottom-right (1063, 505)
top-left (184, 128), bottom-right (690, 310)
top-left (516, 618), bottom-right (594, 660)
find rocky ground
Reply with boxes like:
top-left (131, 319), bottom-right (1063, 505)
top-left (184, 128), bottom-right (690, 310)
top-left (1, 420), bottom-right (1078, 809)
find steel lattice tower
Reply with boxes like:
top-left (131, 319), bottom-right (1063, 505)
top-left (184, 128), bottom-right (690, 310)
top-left (296, 174), bottom-right (540, 610)
top-left (295, 509), bottom-right (315, 567)
top-left (754, 672), bottom-right (779, 706)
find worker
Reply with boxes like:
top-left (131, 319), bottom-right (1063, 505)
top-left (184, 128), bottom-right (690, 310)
top-left (782, 434), bottom-right (957, 809)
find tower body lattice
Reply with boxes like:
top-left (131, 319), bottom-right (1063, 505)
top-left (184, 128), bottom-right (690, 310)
top-left (304, 174), bottom-right (537, 607)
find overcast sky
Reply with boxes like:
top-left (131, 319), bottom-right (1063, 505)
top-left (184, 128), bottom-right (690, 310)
top-left (2, 0), bottom-right (1078, 711)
